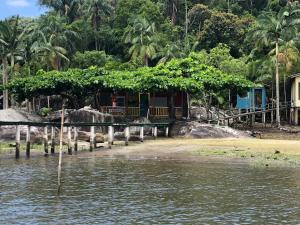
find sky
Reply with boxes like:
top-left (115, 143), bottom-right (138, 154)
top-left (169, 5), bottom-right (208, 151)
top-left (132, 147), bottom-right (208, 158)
top-left (0, 0), bottom-right (47, 20)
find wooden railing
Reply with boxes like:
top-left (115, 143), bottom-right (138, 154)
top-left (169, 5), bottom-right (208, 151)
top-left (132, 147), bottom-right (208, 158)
top-left (100, 106), bottom-right (140, 117)
top-left (149, 107), bottom-right (169, 117)
top-left (126, 107), bottom-right (140, 117)
top-left (100, 106), bottom-right (183, 118)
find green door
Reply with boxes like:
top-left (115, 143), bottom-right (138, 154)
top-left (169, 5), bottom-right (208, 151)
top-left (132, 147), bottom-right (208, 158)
top-left (140, 93), bottom-right (149, 117)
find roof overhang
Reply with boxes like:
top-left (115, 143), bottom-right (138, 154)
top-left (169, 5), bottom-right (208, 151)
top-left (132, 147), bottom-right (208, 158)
top-left (290, 73), bottom-right (300, 79)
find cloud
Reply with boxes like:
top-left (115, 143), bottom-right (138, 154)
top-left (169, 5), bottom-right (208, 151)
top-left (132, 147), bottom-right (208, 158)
top-left (6, 0), bottom-right (30, 7)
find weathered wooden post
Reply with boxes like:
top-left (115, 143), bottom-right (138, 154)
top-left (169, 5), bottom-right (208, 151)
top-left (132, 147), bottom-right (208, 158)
top-left (74, 127), bottom-right (78, 152)
top-left (140, 126), bottom-right (144, 142)
top-left (90, 124), bottom-right (95, 152)
top-left (165, 126), bottom-right (169, 137)
top-left (44, 126), bottom-right (49, 155)
top-left (262, 112), bottom-right (266, 126)
top-left (51, 126), bottom-right (55, 154)
top-left (67, 126), bottom-right (72, 155)
top-left (154, 126), bottom-right (158, 139)
top-left (108, 126), bottom-right (114, 149)
top-left (124, 126), bottom-right (130, 146)
top-left (238, 109), bottom-right (242, 122)
top-left (15, 125), bottom-right (20, 159)
top-left (26, 125), bottom-right (31, 158)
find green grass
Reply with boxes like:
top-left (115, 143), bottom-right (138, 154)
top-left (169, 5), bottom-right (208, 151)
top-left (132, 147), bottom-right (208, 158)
top-left (192, 147), bottom-right (300, 167)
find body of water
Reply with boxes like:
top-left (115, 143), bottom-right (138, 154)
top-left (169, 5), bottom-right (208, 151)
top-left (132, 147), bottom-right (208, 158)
top-left (1, 156), bottom-right (300, 224)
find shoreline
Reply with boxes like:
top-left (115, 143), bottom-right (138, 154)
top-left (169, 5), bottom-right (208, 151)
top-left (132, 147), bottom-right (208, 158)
top-left (2, 137), bottom-right (300, 167)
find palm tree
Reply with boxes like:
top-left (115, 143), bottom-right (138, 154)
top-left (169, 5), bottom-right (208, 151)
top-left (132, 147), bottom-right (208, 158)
top-left (31, 31), bottom-right (69, 70)
top-left (84, 0), bottom-right (113, 50)
top-left (0, 17), bottom-right (26, 109)
top-left (124, 17), bottom-right (158, 66)
top-left (38, 0), bottom-right (82, 21)
top-left (156, 42), bottom-right (184, 64)
top-left (249, 7), bottom-right (300, 126)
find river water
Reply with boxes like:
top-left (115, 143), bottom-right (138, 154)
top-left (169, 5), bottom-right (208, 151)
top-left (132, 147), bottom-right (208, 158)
top-left (1, 156), bottom-right (300, 224)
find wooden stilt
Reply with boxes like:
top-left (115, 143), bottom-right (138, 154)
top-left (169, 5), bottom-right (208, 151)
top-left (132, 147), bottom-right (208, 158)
top-left (74, 127), bottom-right (78, 152)
top-left (262, 112), bottom-right (266, 126)
top-left (125, 126), bottom-right (130, 146)
top-left (26, 125), bottom-right (31, 158)
top-left (165, 126), bottom-right (169, 137)
top-left (154, 126), bottom-right (158, 139)
top-left (51, 126), bottom-right (55, 154)
top-left (140, 126), bottom-right (144, 142)
top-left (16, 125), bottom-right (20, 159)
top-left (67, 127), bottom-right (72, 155)
top-left (90, 124), bottom-right (95, 152)
top-left (44, 126), bottom-right (49, 155)
top-left (108, 126), bottom-right (114, 149)
top-left (238, 109), bottom-right (242, 121)
top-left (90, 116), bottom-right (96, 151)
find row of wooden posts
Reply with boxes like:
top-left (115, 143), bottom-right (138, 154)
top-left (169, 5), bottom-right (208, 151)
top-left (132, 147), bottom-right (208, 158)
top-left (11, 122), bottom-right (170, 159)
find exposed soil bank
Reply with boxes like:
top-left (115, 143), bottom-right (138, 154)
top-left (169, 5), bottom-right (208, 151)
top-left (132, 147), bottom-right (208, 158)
top-left (2, 138), bottom-right (300, 167)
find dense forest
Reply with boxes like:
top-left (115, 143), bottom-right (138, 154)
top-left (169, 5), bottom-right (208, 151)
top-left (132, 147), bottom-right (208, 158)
top-left (1, 0), bottom-right (300, 120)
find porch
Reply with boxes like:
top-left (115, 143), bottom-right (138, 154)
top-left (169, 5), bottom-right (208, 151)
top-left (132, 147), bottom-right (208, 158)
top-left (100, 106), bottom-right (183, 118)
top-left (98, 91), bottom-right (186, 119)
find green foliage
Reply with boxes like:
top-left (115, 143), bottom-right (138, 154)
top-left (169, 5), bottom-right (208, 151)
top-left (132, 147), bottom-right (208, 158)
top-left (8, 55), bottom-right (253, 103)
top-left (71, 51), bottom-right (112, 69)
top-left (198, 11), bottom-right (254, 57)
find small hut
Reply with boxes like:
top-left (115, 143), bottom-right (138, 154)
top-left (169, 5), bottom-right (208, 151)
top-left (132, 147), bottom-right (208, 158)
top-left (236, 87), bottom-right (267, 112)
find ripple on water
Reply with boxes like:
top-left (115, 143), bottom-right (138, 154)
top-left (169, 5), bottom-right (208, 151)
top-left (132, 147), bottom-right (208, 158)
top-left (0, 158), bottom-right (300, 224)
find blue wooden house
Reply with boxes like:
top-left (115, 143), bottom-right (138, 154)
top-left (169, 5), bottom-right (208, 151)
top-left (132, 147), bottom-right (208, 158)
top-left (236, 87), bottom-right (267, 111)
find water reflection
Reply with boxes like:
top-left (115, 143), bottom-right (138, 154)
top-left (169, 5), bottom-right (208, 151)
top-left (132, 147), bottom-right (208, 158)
top-left (0, 157), bottom-right (300, 224)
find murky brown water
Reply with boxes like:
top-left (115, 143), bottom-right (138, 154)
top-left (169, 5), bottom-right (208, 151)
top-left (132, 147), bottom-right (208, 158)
top-left (1, 156), bottom-right (300, 224)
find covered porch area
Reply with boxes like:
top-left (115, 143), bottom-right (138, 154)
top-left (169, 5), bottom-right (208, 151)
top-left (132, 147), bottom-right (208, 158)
top-left (98, 91), bottom-right (188, 119)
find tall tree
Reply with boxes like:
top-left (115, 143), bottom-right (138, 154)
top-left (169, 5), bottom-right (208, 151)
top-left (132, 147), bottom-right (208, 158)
top-left (249, 7), bottom-right (300, 126)
top-left (84, 0), bottom-right (113, 50)
top-left (0, 17), bottom-right (26, 109)
top-left (124, 17), bottom-right (158, 66)
top-left (31, 31), bottom-right (69, 70)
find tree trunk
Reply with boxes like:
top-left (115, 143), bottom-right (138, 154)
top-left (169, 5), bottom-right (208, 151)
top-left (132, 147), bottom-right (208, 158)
top-left (275, 41), bottom-right (281, 126)
top-left (2, 57), bottom-right (9, 109)
top-left (144, 55), bottom-right (149, 66)
top-left (171, 2), bottom-right (177, 25)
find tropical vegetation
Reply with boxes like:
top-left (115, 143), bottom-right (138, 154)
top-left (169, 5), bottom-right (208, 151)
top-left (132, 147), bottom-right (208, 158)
top-left (1, 0), bottom-right (300, 125)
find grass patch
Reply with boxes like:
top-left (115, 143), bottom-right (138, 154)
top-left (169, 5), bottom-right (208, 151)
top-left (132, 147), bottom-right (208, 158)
top-left (192, 147), bottom-right (300, 167)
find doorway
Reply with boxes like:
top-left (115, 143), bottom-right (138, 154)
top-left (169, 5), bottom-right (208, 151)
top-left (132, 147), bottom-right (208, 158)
top-left (139, 93), bottom-right (149, 117)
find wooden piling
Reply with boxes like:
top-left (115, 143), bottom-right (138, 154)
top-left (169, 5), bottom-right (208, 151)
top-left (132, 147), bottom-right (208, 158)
top-left (67, 127), bottom-right (72, 155)
top-left (154, 126), bottom-right (158, 139)
top-left (44, 126), bottom-right (49, 155)
top-left (57, 106), bottom-right (65, 194)
top-left (140, 126), bottom-right (144, 142)
top-left (108, 126), bottom-right (114, 149)
top-left (26, 125), bottom-right (31, 158)
top-left (15, 125), bottom-right (20, 159)
top-left (165, 126), bottom-right (169, 137)
top-left (125, 126), bottom-right (130, 146)
top-left (90, 124), bottom-right (95, 152)
top-left (262, 112), bottom-right (266, 124)
top-left (238, 109), bottom-right (242, 122)
top-left (51, 126), bottom-right (55, 154)
top-left (74, 127), bottom-right (78, 152)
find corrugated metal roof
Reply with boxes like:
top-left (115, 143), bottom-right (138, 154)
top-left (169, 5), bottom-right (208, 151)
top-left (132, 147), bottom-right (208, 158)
top-left (290, 73), bottom-right (300, 78)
